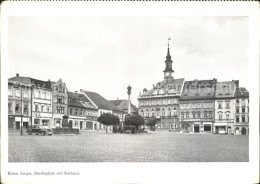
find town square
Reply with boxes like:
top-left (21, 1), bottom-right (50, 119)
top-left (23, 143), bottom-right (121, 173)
top-left (7, 16), bottom-right (250, 163)
top-left (9, 130), bottom-right (248, 162)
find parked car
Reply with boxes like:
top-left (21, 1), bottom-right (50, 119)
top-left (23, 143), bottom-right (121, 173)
top-left (26, 125), bottom-right (53, 136)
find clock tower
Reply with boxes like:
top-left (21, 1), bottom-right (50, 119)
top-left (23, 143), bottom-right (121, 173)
top-left (163, 43), bottom-right (174, 79)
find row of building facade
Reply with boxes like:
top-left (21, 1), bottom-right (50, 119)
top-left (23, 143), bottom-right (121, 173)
top-left (137, 45), bottom-right (249, 135)
top-left (8, 75), bottom-right (137, 131)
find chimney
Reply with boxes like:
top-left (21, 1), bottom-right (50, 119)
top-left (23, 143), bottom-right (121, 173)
top-left (16, 73), bottom-right (19, 77)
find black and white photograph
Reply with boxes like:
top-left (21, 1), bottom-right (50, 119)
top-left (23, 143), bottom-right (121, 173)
top-left (1, 2), bottom-right (259, 184)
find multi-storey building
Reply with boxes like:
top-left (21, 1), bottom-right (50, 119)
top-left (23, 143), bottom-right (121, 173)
top-left (80, 90), bottom-right (125, 130)
top-left (8, 77), bottom-right (33, 129)
top-left (179, 79), bottom-right (217, 133)
top-left (9, 74), bottom-right (53, 128)
top-left (51, 79), bottom-right (68, 128)
top-left (72, 91), bottom-right (98, 130)
top-left (234, 87), bottom-right (249, 135)
top-left (214, 81), bottom-right (238, 134)
top-left (68, 91), bottom-right (87, 130)
top-left (138, 45), bottom-right (185, 130)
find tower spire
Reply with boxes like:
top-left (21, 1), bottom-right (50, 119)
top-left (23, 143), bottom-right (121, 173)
top-left (163, 38), bottom-right (174, 79)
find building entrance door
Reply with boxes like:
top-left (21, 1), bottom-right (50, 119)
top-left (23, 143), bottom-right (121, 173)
top-left (15, 122), bottom-right (20, 130)
top-left (241, 127), bottom-right (246, 135)
top-left (194, 125), bottom-right (200, 133)
top-left (80, 121), bottom-right (83, 130)
top-left (235, 127), bottom-right (239, 135)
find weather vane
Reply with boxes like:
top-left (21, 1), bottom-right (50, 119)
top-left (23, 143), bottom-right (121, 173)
top-left (168, 37), bottom-right (171, 48)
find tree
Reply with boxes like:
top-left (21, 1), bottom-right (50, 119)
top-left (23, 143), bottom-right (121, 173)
top-left (146, 117), bottom-right (157, 131)
top-left (124, 114), bottom-right (145, 132)
top-left (97, 113), bottom-right (120, 133)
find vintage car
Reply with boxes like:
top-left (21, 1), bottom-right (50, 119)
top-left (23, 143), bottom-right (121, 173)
top-left (26, 125), bottom-right (53, 136)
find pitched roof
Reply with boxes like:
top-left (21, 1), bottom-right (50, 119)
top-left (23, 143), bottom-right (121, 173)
top-left (82, 90), bottom-right (122, 111)
top-left (68, 91), bottom-right (85, 108)
top-left (9, 76), bottom-right (52, 90)
top-left (141, 78), bottom-right (185, 97)
top-left (181, 79), bottom-right (216, 99)
top-left (235, 87), bottom-right (249, 98)
top-left (215, 81), bottom-right (236, 98)
top-left (109, 99), bottom-right (138, 113)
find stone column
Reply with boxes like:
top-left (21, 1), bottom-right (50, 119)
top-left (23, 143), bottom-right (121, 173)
top-left (127, 85), bottom-right (132, 114)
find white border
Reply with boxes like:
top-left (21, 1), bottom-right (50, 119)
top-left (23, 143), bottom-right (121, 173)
top-left (1, 2), bottom-right (259, 184)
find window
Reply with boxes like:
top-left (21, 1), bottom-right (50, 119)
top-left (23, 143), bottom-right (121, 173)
top-left (208, 113), bottom-right (212, 118)
top-left (8, 88), bottom-right (12, 96)
top-left (57, 96), bottom-right (64, 104)
top-left (43, 92), bottom-right (47, 99)
top-left (168, 111), bottom-right (171, 116)
top-left (70, 108), bottom-right (73, 115)
top-left (75, 109), bottom-right (78, 115)
top-left (218, 102), bottom-right (222, 109)
top-left (225, 102), bottom-right (230, 109)
top-left (80, 109), bottom-right (83, 116)
top-left (56, 107), bottom-right (64, 114)
top-left (46, 93), bottom-right (50, 100)
top-left (218, 114), bottom-right (222, 120)
top-left (35, 104), bottom-right (39, 112)
top-left (181, 114), bottom-right (184, 119)
top-left (46, 106), bottom-right (50, 112)
top-left (192, 113), bottom-right (196, 119)
top-left (242, 116), bottom-right (245, 122)
top-left (197, 112), bottom-right (200, 118)
top-left (204, 112), bottom-right (208, 118)
top-left (41, 105), bottom-right (44, 112)
top-left (242, 107), bottom-right (245, 113)
top-left (242, 99), bottom-right (245, 105)
top-left (15, 103), bottom-right (20, 112)
top-left (23, 91), bottom-right (28, 98)
top-left (236, 99), bottom-right (239, 104)
top-left (38, 91), bottom-right (41, 98)
top-left (8, 102), bottom-right (12, 112)
top-left (74, 121), bottom-right (78, 127)
top-left (236, 107), bottom-right (239, 113)
top-left (226, 114), bottom-right (230, 120)
top-left (15, 90), bottom-right (20, 97)
top-left (236, 116), bottom-right (239, 123)
top-left (185, 113), bottom-right (189, 119)
top-left (23, 104), bottom-right (28, 114)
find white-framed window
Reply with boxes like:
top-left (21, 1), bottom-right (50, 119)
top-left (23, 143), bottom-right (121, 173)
top-left (226, 114), bottom-right (230, 120)
top-left (235, 116), bottom-right (239, 122)
top-left (38, 91), bottom-right (41, 98)
top-left (218, 114), bottom-right (222, 120)
top-left (24, 91), bottom-right (28, 98)
top-left (8, 88), bottom-right (13, 96)
top-left (225, 102), bottom-right (230, 109)
top-left (74, 121), bottom-right (78, 127)
top-left (15, 90), bottom-right (20, 97)
top-left (218, 102), bottom-right (222, 109)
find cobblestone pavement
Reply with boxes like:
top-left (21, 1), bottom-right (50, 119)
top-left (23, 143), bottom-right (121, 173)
top-left (8, 130), bottom-right (249, 162)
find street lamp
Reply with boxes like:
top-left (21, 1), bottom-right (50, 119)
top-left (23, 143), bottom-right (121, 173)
top-left (14, 82), bottom-right (23, 136)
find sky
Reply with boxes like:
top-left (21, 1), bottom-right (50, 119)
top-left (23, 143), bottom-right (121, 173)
top-left (8, 16), bottom-right (249, 106)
